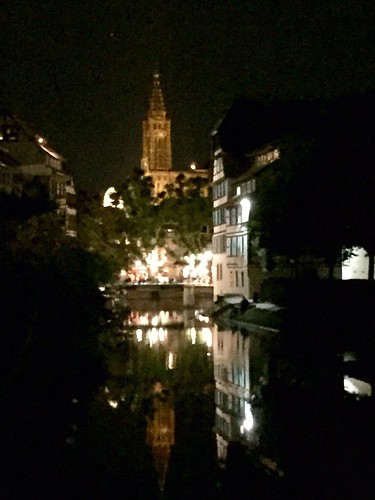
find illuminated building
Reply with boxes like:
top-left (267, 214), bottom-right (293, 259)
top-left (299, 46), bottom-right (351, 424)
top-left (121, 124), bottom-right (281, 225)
top-left (136, 71), bottom-right (210, 282)
top-left (140, 71), bottom-right (209, 198)
top-left (106, 71), bottom-right (212, 283)
top-left (211, 97), bottom-right (356, 301)
top-left (211, 132), bottom-right (280, 301)
top-left (0, 109), bottom-right (76, 236)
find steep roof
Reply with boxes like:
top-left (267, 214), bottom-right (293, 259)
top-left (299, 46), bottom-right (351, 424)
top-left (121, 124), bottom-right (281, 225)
top-left (0, 108), bottom-right (64, 166)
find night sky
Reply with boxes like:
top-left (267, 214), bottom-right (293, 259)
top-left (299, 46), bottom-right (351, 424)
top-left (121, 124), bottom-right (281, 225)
top-left (1, 0), bottom-right (374, 193)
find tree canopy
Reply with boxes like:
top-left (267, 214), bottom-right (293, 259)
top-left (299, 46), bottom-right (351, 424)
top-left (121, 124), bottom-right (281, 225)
top-left (156, 173), bottom-right (212, 257)
top-left (87, 170), bottom-right (212, 274)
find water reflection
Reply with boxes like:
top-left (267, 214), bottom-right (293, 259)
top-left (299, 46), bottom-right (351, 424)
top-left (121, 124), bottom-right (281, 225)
top-left (146, 383), bottom-right (175, 491)
top-left (212, 325), bottom-right (253, 464)
top-left (116, 308), bottom-right (216, 494)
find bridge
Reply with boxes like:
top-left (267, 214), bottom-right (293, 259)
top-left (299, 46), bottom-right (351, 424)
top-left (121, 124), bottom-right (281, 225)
top-left (124, 283), bottom-right (213, 309)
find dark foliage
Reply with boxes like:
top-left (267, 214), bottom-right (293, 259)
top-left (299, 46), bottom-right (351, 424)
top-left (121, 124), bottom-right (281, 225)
top-left (0, 188), bottom-right (114, 497)
top-left (249, 93), bottom-right (375, 278)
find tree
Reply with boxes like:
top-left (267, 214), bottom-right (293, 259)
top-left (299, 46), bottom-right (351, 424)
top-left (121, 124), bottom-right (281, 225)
top-left (0, 186), bottom-right (113, 497)
top-left (76, 190), bottom-right (128, 273)
top-left (156, 173), bottom-right (212, 257)
top-left (249, 134), bottom-right (350, 278)
top-left (0, 179), bottom-right (57, 244)
top-left (249, 94), bottom-right (375, 279)
top-left (116, 169), bottom-right (158, 254)
top-left (329, 94), bottom-right (375, 279)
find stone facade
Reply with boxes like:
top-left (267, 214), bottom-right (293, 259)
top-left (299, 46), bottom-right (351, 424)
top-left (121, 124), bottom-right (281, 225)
top-left (141, 72), bottom-right (208, 197)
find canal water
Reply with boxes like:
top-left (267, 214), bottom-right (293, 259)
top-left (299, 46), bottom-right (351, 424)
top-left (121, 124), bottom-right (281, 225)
top-left (99, 285), bottom-right (375, 499)
top-left (104, 290), bottom-right (220, 498)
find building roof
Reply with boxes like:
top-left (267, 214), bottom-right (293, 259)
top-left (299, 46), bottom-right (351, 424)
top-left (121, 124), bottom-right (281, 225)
top-left (214, 97), bottom-right (323, 157)
top-left (215, 92), bottom-right (375, 156)
top-left (0, 108), bottom-right (64, 166)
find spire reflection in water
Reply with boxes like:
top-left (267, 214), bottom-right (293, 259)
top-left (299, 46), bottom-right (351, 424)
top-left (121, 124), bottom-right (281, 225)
top-left (125, 308), bottom-right (215, 493)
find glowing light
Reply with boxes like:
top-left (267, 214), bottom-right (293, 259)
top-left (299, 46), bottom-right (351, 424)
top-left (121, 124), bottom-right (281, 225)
top-left (158, 327), bottom-right (167, 342)
top-left (202, 327), bottom-right (212, 347)
top-left (159, 310), bottom-right (169, 324)
top-left (240, 198), bottom-right (251, 223)
top-left (146, 326), bottom-right (167, 346)
top-left (196, 313), bottom-right (210, 323)
top-left (139, 315), bottom-right (148, 326)
top-left (183, 251), bottom-right (212, 284)
top-left (103, 187), bottom-right (116, 207)
top-left (240, 402), bottom-right (254, 433)
top-left (136, 328), bottom-right (143, 342)
top-left (145, 249), bottom-right (167, 275)
top-left (157, 275), bottom-right (169, 284)
top-left (190, 162), bottom-right (196, 170)
top-left (103, 187), bottom-right (124, 209)
top-left (344, 376), bottom-right (372, 396)
top-left (37, 136), bottom-right (44, 144)
top-left (190, 327), bottom-right (197, 344)
top-left (204, 250), bottom-right (213, 260)
top-left (148, 327), bottom-right (158, 346)
top-left (167, 352), bottom-right (176, 369)
top-left (236, 186), bottom-right (241, 195)
top-left (342, 247), bottom-right (369, 280)
top-left (108, 400), bottom-right (118, 409)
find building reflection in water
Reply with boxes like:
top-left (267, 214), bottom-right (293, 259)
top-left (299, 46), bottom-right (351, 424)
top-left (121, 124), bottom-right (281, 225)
top-left (212, 324), bottom-right (252, 464)
top-left (125, 309), bottom-right (213, 491)
top-left (212, 323), bottom-right (275, 465)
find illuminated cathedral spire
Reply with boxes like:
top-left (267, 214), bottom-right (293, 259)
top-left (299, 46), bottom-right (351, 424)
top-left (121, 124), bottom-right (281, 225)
top-left (148, 70), bottom-right (166, 117)
top-left (141, 70), bottom-right (172, 177)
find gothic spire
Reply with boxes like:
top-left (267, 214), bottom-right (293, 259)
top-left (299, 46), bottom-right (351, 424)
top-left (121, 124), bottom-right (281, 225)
top-left (148, 70), bottom-right (166, 117)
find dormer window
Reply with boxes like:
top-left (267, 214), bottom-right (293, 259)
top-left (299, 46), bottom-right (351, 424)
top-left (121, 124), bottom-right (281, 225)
top-left (1, 125), bottom-right (19, 142)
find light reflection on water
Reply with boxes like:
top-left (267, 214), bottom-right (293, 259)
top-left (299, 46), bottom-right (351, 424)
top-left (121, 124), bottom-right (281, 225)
top-left (107, 303), bottom-right (259, 488)
top-left (126, 309), bottom-right (213, 353)
top-left (211, 325), bottom-right (253, 464)
top-left (119, 307), bottom-right (215, 492)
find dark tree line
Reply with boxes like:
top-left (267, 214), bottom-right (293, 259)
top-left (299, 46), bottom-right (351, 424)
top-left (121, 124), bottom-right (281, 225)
top-left (0, 184), bottom-right (117, 498)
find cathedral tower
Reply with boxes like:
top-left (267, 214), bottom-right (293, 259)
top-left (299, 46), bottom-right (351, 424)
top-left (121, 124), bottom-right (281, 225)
top-left (141, 71), bottom-right (209, 198)
top-left (141, 71), bottom-right (172, 178)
